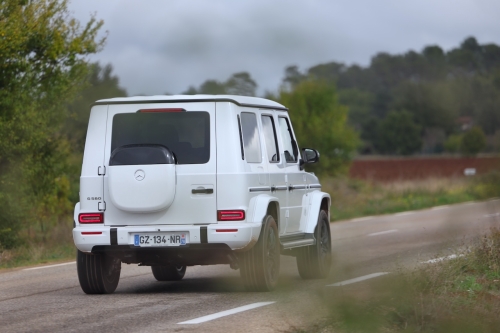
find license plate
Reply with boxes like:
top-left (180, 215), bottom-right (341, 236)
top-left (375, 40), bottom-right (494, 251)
top-left (133, 233), bottom-right (187, 247)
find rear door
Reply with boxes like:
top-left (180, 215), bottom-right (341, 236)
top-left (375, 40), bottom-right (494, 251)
top-left (102, 102), bottom-right (217, 226)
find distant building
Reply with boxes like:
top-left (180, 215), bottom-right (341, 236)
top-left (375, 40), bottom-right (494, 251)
top-left (457, 116), bottom-right (473, 131)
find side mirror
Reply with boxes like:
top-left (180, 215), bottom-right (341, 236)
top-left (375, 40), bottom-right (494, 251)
top-left (301, 148), bottom-right (320, 164)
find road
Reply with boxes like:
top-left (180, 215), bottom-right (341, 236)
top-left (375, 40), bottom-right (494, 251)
top-left (1, 200), bottom-right (500, 332)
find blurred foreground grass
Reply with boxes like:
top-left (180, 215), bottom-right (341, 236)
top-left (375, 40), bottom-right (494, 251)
top-left (295, 228), bottom-right (500, 333)
top-left (325, 171), bottom-right (500, 221)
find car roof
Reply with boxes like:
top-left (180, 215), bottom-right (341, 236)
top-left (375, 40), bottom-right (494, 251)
top-left (94, 95), bottom-right (288, 111)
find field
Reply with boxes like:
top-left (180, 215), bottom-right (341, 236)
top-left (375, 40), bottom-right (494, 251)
top-left (326, 161), bottom-right (500, 221)
top-left (349, 156), bottom-right (500, 181)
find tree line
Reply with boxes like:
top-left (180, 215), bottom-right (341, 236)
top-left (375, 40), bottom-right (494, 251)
top-left (187, 37), bottom-right (500, 156)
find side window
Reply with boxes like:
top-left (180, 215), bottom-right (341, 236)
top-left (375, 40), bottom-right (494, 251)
top-left (240, 112), bottom-right (262, 163)
top-left (278, 117), bottom-right (298, 163)
top-left (261, 115), bottom-right (279, 163)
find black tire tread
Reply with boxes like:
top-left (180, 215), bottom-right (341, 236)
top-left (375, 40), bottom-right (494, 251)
top-left (296, 210), bottom-right (331, 279)
top-left (77, 250), bottom-right (121, 294)
top-left (240, 215), bottom-right (280, 291)
top-left (151, 265), bottom-right (186, 281)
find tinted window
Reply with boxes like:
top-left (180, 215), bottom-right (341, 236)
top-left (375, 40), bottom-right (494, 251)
top-left (278, 117), bottom-right (298, 163)
top-left (240, 112), bottom-right (262, 163)
top-left (111, 111), bottom-right (210, 164)
top-left (261, 115), bottom-right (279, 162)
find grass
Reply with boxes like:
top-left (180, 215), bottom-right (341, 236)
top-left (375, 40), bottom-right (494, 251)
top-left (0, 242), bottom-right (75, 269)
top-left (324, 171), bottom-right (500, 221)
top-left (0, 219), bottom-right (75, 269)
top-left (296, 228), bottom-right (500, 333)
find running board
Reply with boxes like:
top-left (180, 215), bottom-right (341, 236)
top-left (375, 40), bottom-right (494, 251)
top-left (280, 233), bottom-right (316, 249)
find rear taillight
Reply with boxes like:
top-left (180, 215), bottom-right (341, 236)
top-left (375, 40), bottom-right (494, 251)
top-left (217, 210), bottom-right (245, 221)
top-left (79, 213), bottom-right (104, 224)
top-left (139, 108), bottom-right (185, 113)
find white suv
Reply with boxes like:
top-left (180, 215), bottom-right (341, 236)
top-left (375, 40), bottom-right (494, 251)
top-left (73, 95), bottom-right (331, 294)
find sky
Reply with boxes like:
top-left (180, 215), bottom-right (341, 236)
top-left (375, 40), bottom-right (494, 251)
top-left (67, 0), bottom-right (500, 96)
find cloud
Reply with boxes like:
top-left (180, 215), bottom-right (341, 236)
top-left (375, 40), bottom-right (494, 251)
top-left (68, 0), bottom-right (500, 96)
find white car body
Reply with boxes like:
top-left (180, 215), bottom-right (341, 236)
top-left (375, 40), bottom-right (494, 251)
top-left (73, 95), bottom-right (330, 269)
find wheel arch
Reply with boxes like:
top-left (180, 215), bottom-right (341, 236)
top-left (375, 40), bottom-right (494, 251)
top-left (304, 191), bottom-right (331, 234)
top-left (246, 194), bottom-right (280, 228)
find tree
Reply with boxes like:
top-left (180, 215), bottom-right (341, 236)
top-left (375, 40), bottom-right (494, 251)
top-left (66, 63), bottom-right (127, 150)
top-left (197, 80), bottom-right (227, 94)
top-left (183, 72), bottom-right (257, 96)
top-left (461, 126), bottom-right (486, 156)
top-left (225, 72), bottom-right (257, 96)
top-left (444, 134), bottom-right (463, 153)
top-left (279, 80), bottom-right (359, 176)
top-left (307, 62), bottom-right (346, 85)
top-left (282, 65), bottom-right (306, 90)
top-left (0, 0), bottom-right (104, 248)
top-left (391, 81), bottom-right (456, 133)
top-left (338, 88), bottom-right (376, 130)
top-left (377, 110), bottom-right (422, 155)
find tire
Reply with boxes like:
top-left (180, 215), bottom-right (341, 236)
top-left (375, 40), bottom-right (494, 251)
top-left (151, 265), bottom-right (186, 281)
top-left (297, 210), bottom-right (332, 279)
top-left (77, 250), bottom-right (121, 294)
top-left (239, 215), bottom-right (280, 291)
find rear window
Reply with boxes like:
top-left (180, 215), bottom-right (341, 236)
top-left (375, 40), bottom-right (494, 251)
top-left (111, 111), bottom-right (210, 164)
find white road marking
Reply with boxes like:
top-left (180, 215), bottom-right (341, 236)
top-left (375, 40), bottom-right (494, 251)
top-left (431, 205), bottom-right (450, 211)
top-left (394, 211), bottom-right (414, 217)
top-left (23, 262), bottom-right (76, 271)
top-left (177, 302), bottom-right (276, 324)
top-left (462, 201), bottom-right (476, 206)
top-left (327, 272), bottom-right (389, 287)
top-left (367, 229), bottom-right (398, 237)
top-left (484, 213), bottom-right (500, 218)
top-left (350, 216), bottom-right (374, 222)
top-left (421, 254), bottom-right (464, 264)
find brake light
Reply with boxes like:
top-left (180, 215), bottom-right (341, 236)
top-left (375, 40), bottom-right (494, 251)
top-left (81, 231), bottom-right (103, 235)
top-left (79, 213), bottom-right (104, 224)
top-left (217, 210), bottom-right (245, 221)
top-left (139, 108), bottom-right (185, 113)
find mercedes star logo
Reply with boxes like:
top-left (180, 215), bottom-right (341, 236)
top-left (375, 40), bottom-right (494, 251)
top-left (134, 169), bottom-right (145, 181)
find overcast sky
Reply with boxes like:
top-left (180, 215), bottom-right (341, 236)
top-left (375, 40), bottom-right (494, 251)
top-left (68, 0), bottom-right (500, 96)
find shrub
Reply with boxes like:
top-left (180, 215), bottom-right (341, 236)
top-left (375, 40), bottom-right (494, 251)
top-left (461, 126), bottom-right (486, 156)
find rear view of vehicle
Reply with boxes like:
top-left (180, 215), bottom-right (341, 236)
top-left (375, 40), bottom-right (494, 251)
top-left (73, 95), bottom-right (332, 294)
top-left (74, 99), bottom-right (220, 293)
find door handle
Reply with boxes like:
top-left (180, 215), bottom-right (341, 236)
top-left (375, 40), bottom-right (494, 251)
top-left (192, 188), bottom-right (214, 194)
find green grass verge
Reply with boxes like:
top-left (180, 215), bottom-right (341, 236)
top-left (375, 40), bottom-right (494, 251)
top-left (0, 241), bottom-right (75, 269)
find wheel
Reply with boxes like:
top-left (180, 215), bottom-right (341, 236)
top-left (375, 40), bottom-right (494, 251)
top-left (239, 215), bottom-right (280, 291)
top-left (77, 250), bottom-right (121, 294)
top-left (151, 265), bottom-right (186, 281)
top-left (297, 210), bottom-right (332, 279)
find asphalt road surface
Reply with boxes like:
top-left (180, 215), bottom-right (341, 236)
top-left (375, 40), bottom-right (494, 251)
top-left (1, 199), bottom-right (500, 333)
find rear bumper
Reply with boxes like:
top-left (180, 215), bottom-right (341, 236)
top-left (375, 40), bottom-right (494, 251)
top-left (73, 223), bottom-right (262, 253)
top-left (91, 244), bottom-right (235, 266)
